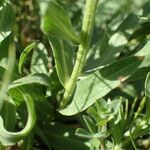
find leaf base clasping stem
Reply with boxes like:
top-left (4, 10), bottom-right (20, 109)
top-left (60, 0), bottom-right (99, 107)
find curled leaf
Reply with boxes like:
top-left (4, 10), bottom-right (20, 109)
top-left (19, 41), bottom-right (38, 74)
top-left (0, 94), bottom-right (36, 145)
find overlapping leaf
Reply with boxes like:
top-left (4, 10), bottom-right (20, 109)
top-left (49, 36), bottom-right (74, 88)
top-left (0, 94), bottom-right (36, 145)
top-left (39, 123), bottom-right (89, 150)
top-left (40, 1), bottom-right (80, 45)
top-left (0, 1), bottom-right (15, 32)
top-left (59, 56), bottom-right (143, 116)
top-left (19, 41), bottom-right (38, 74)
top-left (8, 73), bottom-right (51, 105)
top-left (30, 43), bottom-right (49, 74)
top-left (145, 72), bottom-right (150, 98)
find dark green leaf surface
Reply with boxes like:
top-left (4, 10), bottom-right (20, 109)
top-left (0, 1), bottom-right (15, 32)
top-left (8, 74), bottom-right (50, 105)
top-left (1, 100), bottom-right (16, 131)
top-left (0, 94), bottom-right (36, 145)
top-left (0, 0), bottom-right (4, 6)
top-left (41, 123), bottom-right (89, 150)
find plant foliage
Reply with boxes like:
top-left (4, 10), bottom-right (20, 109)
top-left (0, 0), bottom-right (150, 149)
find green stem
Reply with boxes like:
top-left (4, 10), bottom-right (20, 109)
top-left (60, 0), bottom-right (99, 107)
top-left (0, 44), bottom-right (16, 111)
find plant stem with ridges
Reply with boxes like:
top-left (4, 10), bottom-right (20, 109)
top-left (60, 0), bottom-right (99, 107)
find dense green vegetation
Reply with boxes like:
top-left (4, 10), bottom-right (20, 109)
top-left (0, 0), bottom-right (150, 149)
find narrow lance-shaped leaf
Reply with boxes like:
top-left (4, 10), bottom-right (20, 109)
top-left (59, 56), bottom-right (143, 116)
top-left (145, 72), bottom-right (150, 98)
top-left (76, 128), bottom-right (91, 139)
top-left (40, 123), bottom-right (89, 150)
top-left (49, 36), bottom-right (74, 88)
top-left (8, 73), bottom-right (51, 105)
top-left (83, 115), bottom-right (97, 134)
top-left (0, 44), bottom-right (16, 111)
top-left (0, 1), bottom-right (15, 32)
top-left (76, 128), bottom-right (109, 139)
top-left (40, 1), bottom-right (80, 45)
top-left (0, 94), bottom-right (36, 146)
top-left (19, 41), bottom-right (38, 74)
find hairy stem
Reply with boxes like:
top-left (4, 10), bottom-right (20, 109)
top-left (60, 0), bottom-right (99, 107)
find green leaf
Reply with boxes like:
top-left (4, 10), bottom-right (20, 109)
top-left (0, 1), bottom-right (15, 32)
top-left (1, 99), bottom-right (16, 131)
top-left (84, 32), bottom-right (128, 72)
top-left (128, 41), bottom-right (150, 81)
top-left (49, 36), bottom-right (74, 88)
top-left (83, 115), bottom-right (97, 134)
top-left (59, 56), bottom-right (143, 116)
top-left (30, 42), bottom-right (49, 74)
top-left (0, 66), bottom-right (18, 83)
top-left (19, 41), bottom-right (38, 74)
top-left (0, 94), bottom-right (36, 146)
top-left (8, 74), bottom-right (51, 105)
top-left (145, 72), bottom-right (150, 98)
top-left (21, 131), bottom-right (35, 150)
top-left (76, 128), bottom-right (109, 139)
top-left (0, 0), bottom-right (4, 6)
top-left (35, 126), bottom-right (51, 150)
top-left (40, 123), bottom-right (89, 150)
top-left (40, 1), bottom-right (80, 45)
top-left (0, 44), bottom-right (16, 111)
top-left (0, 33), bottom-right (13, 68)
top-left (136, 40), bottom-right (150, 68)
top-left (75, 128), bottom-right (91, 139)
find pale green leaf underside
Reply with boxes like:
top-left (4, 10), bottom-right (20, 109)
top-left (59, 57), bottom-right (143, 116)
top-left (49, 36), bottom-right (74, 88)
top-left (40, 1), bottom-right (80, 45)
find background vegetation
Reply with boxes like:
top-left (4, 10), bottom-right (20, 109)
top-left (0, 0), bottom-right (150, 149)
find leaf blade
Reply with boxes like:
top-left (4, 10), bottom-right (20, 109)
top-left (49, 36), bottom-right (74, 88)
top-left (59, 56), bottom-right (143, 116)
top-left (40, 1), bottom-right (80, 45)
top-left (19, 41), bottom-right (38, 74)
